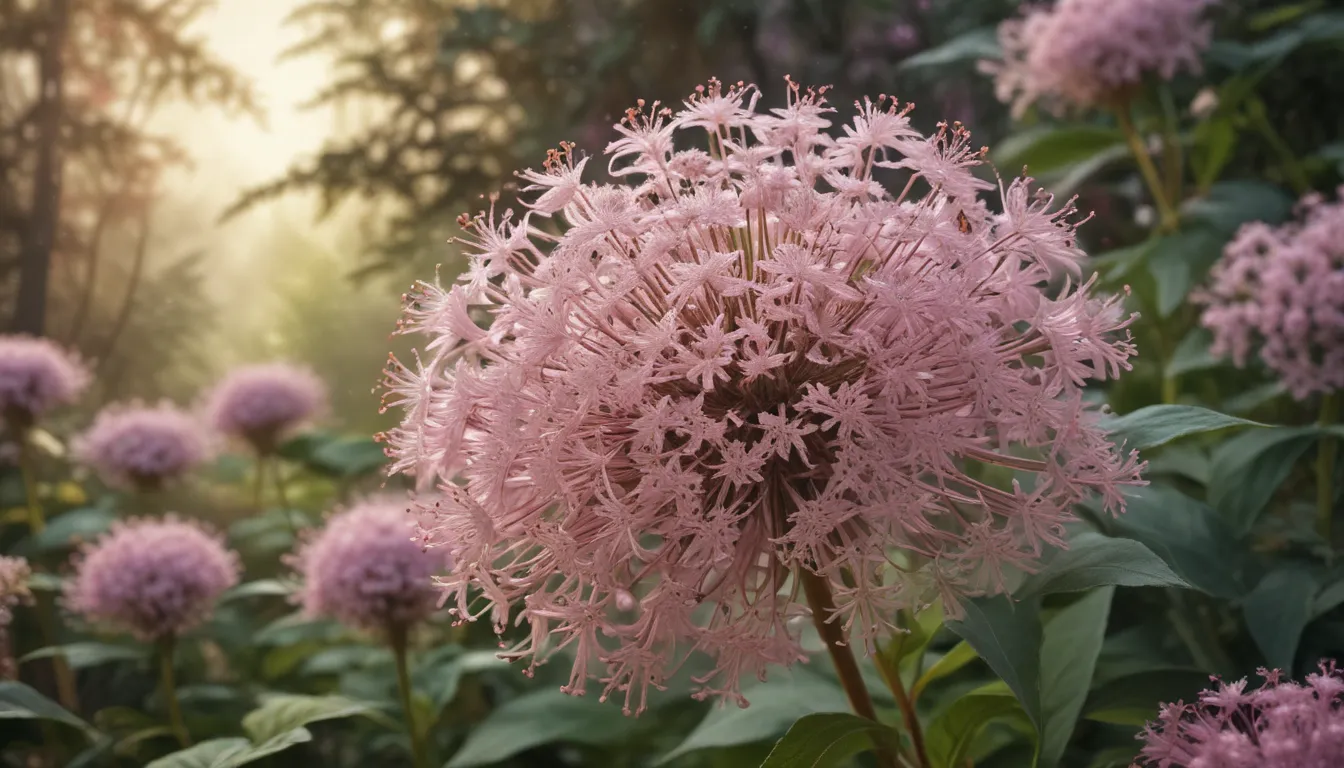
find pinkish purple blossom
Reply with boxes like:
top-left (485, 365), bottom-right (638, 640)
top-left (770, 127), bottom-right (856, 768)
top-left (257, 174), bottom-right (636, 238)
top-left (292, 499), bottom-right (442, 633)
top-left (0, 556), bottom-right (30, 680)
top-left (1136, 665), bottom-right (1344, 768)
top-left (0, 335), bottom-right (89, 430)
top-left (66, 518), bottom-right (240, 640)
top-left (73, 401), bottom-right (213, 491)
top-left (986, 0), bottom-right (1218, 116)
top-left (205, 363), bottom-right (326, 453)
top-left (382, 80), bottom-right (1143, 710)
top-left (1198, 188), bottom-right (1344, 400)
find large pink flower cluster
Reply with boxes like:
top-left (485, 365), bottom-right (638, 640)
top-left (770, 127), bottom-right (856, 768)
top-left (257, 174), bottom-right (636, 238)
top-left (292, 499), bottom-right (442, 633)
top-left (0, 335), bottom-right (89, 429)
top-left (67, 518), bottom-right (239, 640)
top-left (383, 80), bottom-right (1143, 710)
top-left (205, 363), bottom-right (325, 453)
top-left (987, 0), bottom-right (1218, 116)
top-left (1136, 665), bottom-right (1344, 768)
top-left (73, 401), bottom-right (213, 491)
top-left (1198, 189), bottom-right (1344, 400)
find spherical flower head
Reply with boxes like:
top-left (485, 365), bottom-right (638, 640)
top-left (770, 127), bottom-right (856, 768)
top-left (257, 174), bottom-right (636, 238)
top-left (66, 517), bottom-right (240, 640)
top-left (205, 363), bottom-right (326, 453)
top-left (73, 401), bottom-right (213, 491)
top-left (0, 335), bottom-right (89, 431)
top-left (292, 499), bottom-right (442, 633)
top-left (1136, 665), bottom-right (1344, 768)
top-left (1198, 188), bottom-right (1344, 400)
top-left (382, 79), bottom-right (1143, 711)
top-left (0, 556), bottom-right (31, 627)
top-left (985, 0), bottom-right (1218, 116)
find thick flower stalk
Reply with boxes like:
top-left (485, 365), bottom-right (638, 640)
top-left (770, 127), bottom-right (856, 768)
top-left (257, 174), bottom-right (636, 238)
top-left (1198, 189), bottom-right (1344, 401)
top-left (74, 401), bottom-right (213, 491)
top-left (383, 80), bottom-right (1143, 712)
top-left (985, 0), bottom-right (1218, 117)
top-left (205, 363), bottom-right (325, 454)
top-left (0, 335), bottom-right (89, 432)
top-left (292, 499), bottom-right (443, 634)
top-left (66, 517), bottom-right (240, 640)
top-left (1136, 665), bottom-right (1344, 768)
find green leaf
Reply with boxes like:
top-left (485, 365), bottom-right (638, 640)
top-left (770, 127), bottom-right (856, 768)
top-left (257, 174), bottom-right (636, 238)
top-left (0, 681), bottom-right (95, 736)
top-left (21, 642), bottom-right (147, 670)
top-left (241, 694), bottom-right (386, 744)
top-left (145, 729), bottom-right (313, 768)
top-left (1106, 486), bottom-right (1249, 598)
top-left (899, 28), bottom-right (999, 70)
top-left (298, 645), bottom-right (391, 677)
top-left (1180, 181), bottom-right (1295, 235)
top-left (1017, 534), bottom-right (1192, 599)
top-left (30, 507), bottom-right (116, 552)
top-left (1084, 669), bottom-right (1210, 726)
top-left (658, 671), bottom-right (851, 765)
top-left (1243, 567), bottom-right (1318, 671)
top-left (993, 126), bottom-right (1126, 178)
top-left (1102, 405), bottom-right (1264, 450)
top-left (416, 648), bottom-right (509, 712)
top-left (219, 579), bottom-right (295, 603)
top-left (758, 713), bottom-right (893, 768)
top-left (1166, 328), bottom-right (1221, 379)
top-left (1210, 427), bottom-right (1320, 535)
top-left (449, 688), bottom-right (642, 768)
top-left (910, 640), bottom-right (978, 703)
top-left (885, 600), bottom-right (943, 672)
top-left (1038, 588), bottom-right (1114, 768)
top-left (925, 688), bottom-right (1031, 768)
top-left (1191, 118), bottom-right (1238, 191)
top-left (1209, 12), bottom-right (1344, 70)
top-left (308, 437), bottom-right (388, 478)
top-left (946, 595), bottom-right (1042, 730)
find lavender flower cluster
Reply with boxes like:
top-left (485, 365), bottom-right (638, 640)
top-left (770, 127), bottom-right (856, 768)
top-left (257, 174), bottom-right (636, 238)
top-left (0, 336), bottom-right (89, 430)
top-left (205, 363), bottom-right (325, 453)
top-left (1199, 188), bottom-right (1344, 400)
top-left (73, 402), bottom-right (213, 491)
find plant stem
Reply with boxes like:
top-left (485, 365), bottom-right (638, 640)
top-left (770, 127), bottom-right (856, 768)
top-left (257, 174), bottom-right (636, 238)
top-left (270, 457), bottom-right (301, 540)
top-left (1116, 107), bottom-right (1179, 232)
top-left (1247, 98), bottom-right (1311, 195)
top-left (17, 431), bottom-right (80, 713)
top-left (390, 625), bottom-right (429, 768)
top-left (159, 635), bottom-right (190, 748)
top-left (798, 569), bottom-right (903, 768)
top-left (875, 647), bottom-right (931, 768)
top-left (1317, 393), bottom-right (1340, 547)
top-left (252, 455), bottom-right (266, 513)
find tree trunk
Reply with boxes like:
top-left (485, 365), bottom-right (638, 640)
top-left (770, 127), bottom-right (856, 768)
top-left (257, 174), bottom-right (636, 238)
top-left (13, 0), bottom-right (71, 335)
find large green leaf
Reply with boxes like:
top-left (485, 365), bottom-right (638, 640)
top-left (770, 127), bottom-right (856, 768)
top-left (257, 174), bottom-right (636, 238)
top-left (1017, 534), bottom-right (1192, 599)
top-left (449, 688), bottom-right (642, 768)
top-left (1243, 567), bottom-right (1318, 672)
top-left (946, 596), bottom-right (1043, 731)
top-left (219, 579), bottom-right (295, 603)
top-left (309, 437), bottom-right (388, 478)
top-left (21, 642), bottom-right (147, 670)
top-left (0, 681), bottom-right (95, 736)
top-left (1180, 181), bottom-right (1294, 234)
top-left (241, 694), bottom-right (388, 744)
top-left (1083, 669), bottom-right (1211, 726)
top-left (993, 126), bottom-right (1126, 178)
top-left (925, 686), bottom-right (1031, 768)
top-left (1103, 486), bottom-right (1249, 598)
top-left (144, 729), bottom-right (313, 768)
top-left (1210, 426), bottom-right (1320, 535)
top-left (899, 28), bottom-right (999, 70)
top-left (1165, 328), bottom-right (1222, 379)
top-left (415, 648), bottom-right (509, 712)
top-left (758, 713), bottom-right (893, 768)
top-left (1209, 11), bottom-right (1344, 70)
top-left (1038, 588), bottom-right (1114, 768)
top-left (29, 506), bottom-right (117, 552)
top-left (1102, 405), bottom-right (1264, 450)
top-left (658, 670), bottom-right (851, 764)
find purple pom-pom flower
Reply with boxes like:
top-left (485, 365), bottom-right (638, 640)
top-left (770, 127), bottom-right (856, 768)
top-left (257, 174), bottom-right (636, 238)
top-left (74, 401), bottom-right (213, 491)
top-left (292, 499), bottom-right (443, 634)
top-left (67, 518), bottom-right (240, 640)
top-left (205, 363), bottom-right (325, 454)
top-left (0, 335), bottom-right (89, 431)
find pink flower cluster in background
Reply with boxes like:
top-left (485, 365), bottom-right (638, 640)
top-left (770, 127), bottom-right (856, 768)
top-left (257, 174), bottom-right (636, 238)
top-left (383, 79), bottom-right (1142, 710)
top-left (1199, 188), bottom-right (1344, 400)
top-left (0, 336), bottom-right (89, 429)
top-left (1137, 665), bottom-right (1344, 768)
top-left (73, 401), bottom-right (213, 491)
top-left (67, 518), bottom-right (239, 640)
top-left (293, 499), bottom-right (443, 633)
top-left (987, 0), bottom-right (1218, 116)
top-left (205, 363), bottom-right (326, 453)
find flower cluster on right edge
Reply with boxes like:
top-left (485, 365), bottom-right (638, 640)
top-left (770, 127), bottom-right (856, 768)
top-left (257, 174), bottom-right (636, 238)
top-left (1136, 665), bottom-right (1344, 767)
top-left (1198, 188), bottom-right (1344, 401)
